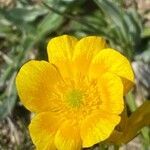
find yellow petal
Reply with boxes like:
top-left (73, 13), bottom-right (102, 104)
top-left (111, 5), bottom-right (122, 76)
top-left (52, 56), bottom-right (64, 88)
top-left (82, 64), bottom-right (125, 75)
top-left (47, 35), bottom-right (78, 78)
top-left (80, 112), bottom-right (120, 147)
top-left (89, 48), bottom-right (134, 94)
top-left (29, 112), bottom-right (63, 150)
top-left (54, 121), bottom-right (82, 150)
top-left (16, 60), bottom-right (61, 113)
top-left (98, 72), bottom-right (124, 114)
top-left (72, 36), bottom-right (107, 78)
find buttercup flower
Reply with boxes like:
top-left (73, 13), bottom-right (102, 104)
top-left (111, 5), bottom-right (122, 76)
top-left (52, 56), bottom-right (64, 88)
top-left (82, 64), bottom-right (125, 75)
top-left (16, 35), bottom-right (134, 150)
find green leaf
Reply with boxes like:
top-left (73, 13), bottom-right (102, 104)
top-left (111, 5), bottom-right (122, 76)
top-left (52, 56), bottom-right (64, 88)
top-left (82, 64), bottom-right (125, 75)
top-left (123, 9), bottom-right (142, 45)
top-left (37, 13), bottom-right (63, 37)
top-left (142, 27), bottom-right (150, 38)
top-left (0, 93), bottom-right (17, 120)
top-left (1, 7), bottom-right (46, 23)
top-left (94, 0), bottom-right (129, 41)
top-left (0, 73), bottom-right (17, 120)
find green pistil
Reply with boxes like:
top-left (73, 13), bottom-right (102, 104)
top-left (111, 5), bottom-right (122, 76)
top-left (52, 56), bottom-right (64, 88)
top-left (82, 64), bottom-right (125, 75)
top-left (66, 89), bottom-right (83, 108)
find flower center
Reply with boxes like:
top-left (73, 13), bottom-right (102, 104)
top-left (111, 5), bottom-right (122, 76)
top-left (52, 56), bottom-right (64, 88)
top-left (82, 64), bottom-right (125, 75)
top-left (66, 89), bottom-right (83, 108)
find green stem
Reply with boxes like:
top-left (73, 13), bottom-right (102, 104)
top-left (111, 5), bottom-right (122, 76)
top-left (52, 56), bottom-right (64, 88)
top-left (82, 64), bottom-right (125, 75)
top-left (126, 91), bottom-right (137, 112)
top-left (114, 145), bottom-right (120, 150)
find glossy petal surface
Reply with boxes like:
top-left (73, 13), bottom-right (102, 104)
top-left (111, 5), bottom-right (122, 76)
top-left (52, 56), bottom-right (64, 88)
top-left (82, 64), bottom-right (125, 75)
top-left (55, 121), bottom-right (82, 150)
top-left (89, 48), bottom-right (134, 93)
top-left (16, 60), bottom-right (61, 112)
top-left (80, 112), bottom-right (120, 147)
top-left (98, 72), bottom-right (124, 114)
top-left (47, 35), bottom-right (78, 78)
top-left (29, 112), bottom-right (63, 150)
top-left (73, 36), bottom-right (107, 77)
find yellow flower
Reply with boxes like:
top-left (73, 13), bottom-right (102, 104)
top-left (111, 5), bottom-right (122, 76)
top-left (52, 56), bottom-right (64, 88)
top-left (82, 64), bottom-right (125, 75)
top-left (16, 35), bottom-right (134, 150)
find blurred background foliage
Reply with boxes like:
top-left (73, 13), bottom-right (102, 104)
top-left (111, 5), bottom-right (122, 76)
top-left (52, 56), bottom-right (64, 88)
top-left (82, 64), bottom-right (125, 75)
top-left (0, 0), bottom-right (149, 149)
